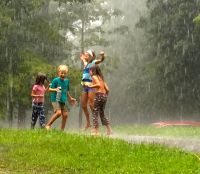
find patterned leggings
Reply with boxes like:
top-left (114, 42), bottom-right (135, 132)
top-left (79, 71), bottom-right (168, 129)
top-left (31, 103), bottom-right (46, 129)
top-left (93, 93), bottom-right (109, 128)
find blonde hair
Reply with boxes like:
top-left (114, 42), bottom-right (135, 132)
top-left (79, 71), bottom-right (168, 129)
top-left (57, 65), bottom-right (68, 73)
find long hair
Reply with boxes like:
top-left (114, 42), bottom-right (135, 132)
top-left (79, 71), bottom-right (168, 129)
top-left (35, 72), bottom-right (47, 85)
top-left (90, 65), bottom-right (104, 80)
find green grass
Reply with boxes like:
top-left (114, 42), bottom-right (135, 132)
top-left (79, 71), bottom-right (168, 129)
top-left (113, 125), bottom-right (200, 138)
top-left (0, 129), bottom-right (200, 173)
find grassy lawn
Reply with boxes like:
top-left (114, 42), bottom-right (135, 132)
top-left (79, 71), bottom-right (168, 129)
top-left (112, 124), bottom-right (200, 138)
top-left (0, 129), bottom-right (200, 173)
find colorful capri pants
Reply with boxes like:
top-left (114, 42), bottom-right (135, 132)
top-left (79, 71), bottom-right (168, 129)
top-left (93, 93), bottom-right (109, 128)
top-left (31, 102), bottom-right (46, 129)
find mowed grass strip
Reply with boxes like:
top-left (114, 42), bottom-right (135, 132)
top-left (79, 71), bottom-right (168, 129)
top-left (0, 129), bottom-right (200, 174)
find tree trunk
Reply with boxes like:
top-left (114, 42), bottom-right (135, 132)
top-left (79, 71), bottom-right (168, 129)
top-left (6, 92), bottom-right (14, 128)
top-left (6, 49), bottom-right (14, 128)
top-left (78, 5), bottom-right (86, 128)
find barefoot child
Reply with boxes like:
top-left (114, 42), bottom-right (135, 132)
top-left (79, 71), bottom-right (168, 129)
top-left (31, 73), bottom-right (49, 129)
top-left (86, 65), bottom-right (112, 136)
top-left (46, 65), bottom-right (76, 131)
top-left (80, 50), bottom-right (105, 130)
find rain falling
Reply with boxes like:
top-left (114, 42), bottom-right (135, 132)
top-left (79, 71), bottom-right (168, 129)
top-left (0, 0), bottom-right (200, 129)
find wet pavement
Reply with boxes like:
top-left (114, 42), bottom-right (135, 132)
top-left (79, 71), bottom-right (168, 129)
top-left (112, 134), bottom-right (200, 152)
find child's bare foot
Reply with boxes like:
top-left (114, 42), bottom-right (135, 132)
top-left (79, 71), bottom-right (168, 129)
top-left (106, 131), bottom-right (113, 136)
top-left (81, 125), bottom-right (91, 131)
top-left (45, 125), bottom-right (51, 130)
top-left (91, 129), bottom-right (99, 136)
top-left (105, 125), bottom-right (112, 136)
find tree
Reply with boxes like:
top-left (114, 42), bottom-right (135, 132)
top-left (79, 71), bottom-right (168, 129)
top-left (133, 0), bottom-right (200, 120)
top-left (0, 0), bottom-right (70, 127)
top-left (0, 0), bottom-right (124, 127)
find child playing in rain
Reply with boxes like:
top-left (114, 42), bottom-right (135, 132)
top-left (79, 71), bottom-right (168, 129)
top-left (31, 73), bottom-right (49, 129)
top-left (80, 50), bottom-right (105, 130)
top-left (85, 65), bottom-right (112, 136)
top-left (45, 65), bottom-right (76, 131)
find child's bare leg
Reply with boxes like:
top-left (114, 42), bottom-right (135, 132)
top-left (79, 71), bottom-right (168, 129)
top-left (105, 125), bottom-right (112, 135)
top-left (82, 106), bottom-right (90, 128)
top-left (46, 110), bottom-right (61, 129)
top-left (99, 100), bottom-right (112, 135)
top-left (81, 93), bottom-right (91, 129)
top-left (61, 111), bottom-right (68, 131)
top-left (88, 92), bottom-right (95, 112)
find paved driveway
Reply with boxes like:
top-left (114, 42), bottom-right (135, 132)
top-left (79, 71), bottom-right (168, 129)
top-left (112, 134), bottom-right (200, 152)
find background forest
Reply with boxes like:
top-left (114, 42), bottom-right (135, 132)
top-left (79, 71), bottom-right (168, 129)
top-left (1, 0), bottom-right (200, 128)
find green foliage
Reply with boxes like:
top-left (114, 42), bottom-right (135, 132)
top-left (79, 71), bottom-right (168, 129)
top-left (1, 129), bottom-right (200, 173)
top-left (0, 0), bottom-right (123, 123)
top-left (56, 0), bottom-right (92, 3)
top-left (193, 14), bottom-right (200, 24)
top-left (55, 0), bottom-right (122, 50)
top-left (130, 0), bottom-right (200, 117)
top-left (0, 0), bottom-right (74, 120)
top-left (67, 66), bottom-right (82, 98)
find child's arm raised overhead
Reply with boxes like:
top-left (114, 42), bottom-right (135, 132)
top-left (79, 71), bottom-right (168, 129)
top-left (94, 51), bottom-right (105, 64)
top-left (80, 53), bottom-right (87, 67)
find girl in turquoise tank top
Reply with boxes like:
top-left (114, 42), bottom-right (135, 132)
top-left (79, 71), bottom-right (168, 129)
top-left (80, 50), bottom-right (105, 130)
